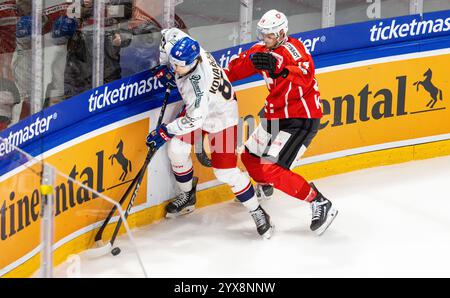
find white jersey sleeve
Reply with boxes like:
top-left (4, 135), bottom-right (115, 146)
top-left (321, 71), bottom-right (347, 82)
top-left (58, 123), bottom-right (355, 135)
top-left (166, 71), bottom-right (209, 136)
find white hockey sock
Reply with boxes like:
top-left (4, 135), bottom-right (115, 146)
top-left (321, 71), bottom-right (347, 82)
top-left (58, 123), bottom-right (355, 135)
top-left (172, 161), bottom-right (194, 193)
top-left (177, 179), bottom-right (193, 193)
top-left (241, 196), bottom-right (260, 212)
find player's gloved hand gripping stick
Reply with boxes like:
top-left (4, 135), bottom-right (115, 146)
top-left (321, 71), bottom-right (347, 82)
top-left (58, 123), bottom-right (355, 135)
top-left (86, 67), bottom-right (175, 257)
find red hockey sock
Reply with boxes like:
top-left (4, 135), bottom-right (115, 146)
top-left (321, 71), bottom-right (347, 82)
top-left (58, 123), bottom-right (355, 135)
top-left (241, 150), bottom-right (316, 202)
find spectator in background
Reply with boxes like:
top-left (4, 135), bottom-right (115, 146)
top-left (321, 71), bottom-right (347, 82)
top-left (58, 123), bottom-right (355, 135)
top-left (0, 78), bottom-right (20, 130)
top-left (45, 12), bottom-right (77, 108)
top-left (120, 18), bottom-right (160, 77)
top-left (11, 0), bottom-right (63, 119)
top-left (120, 6), bottom-right (189, 77)
top-left (11, 0), bottom-right (34, 120)
top-left (0, 1), bottom-right (18, 131)
top-left (4, 0), bottom-right (187, 113)
top-left (0, 0), bottom-right (18, 80)
top-left (41, 0), bottom-right (71, 110)
top-left (104, 0), bottom-right (133, 83)
top-left (54, 0), bottom-right (132, 101)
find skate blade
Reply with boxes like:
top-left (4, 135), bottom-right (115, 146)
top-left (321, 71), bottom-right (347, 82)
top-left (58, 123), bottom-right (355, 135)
top-left (261, 225), bottom-right (275, 240)
top-left (315, 208), bottom-right (338, 236)
top-left (165, 205), bottom-right (196, 218)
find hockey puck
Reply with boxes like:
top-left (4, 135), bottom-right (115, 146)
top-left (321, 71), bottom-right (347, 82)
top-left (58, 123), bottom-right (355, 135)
top-left (111, 247), bottom-right (121, 256)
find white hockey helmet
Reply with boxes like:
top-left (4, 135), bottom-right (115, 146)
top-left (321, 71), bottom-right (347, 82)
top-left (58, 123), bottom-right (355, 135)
top-left (256, 10), bottom-right (288, 46)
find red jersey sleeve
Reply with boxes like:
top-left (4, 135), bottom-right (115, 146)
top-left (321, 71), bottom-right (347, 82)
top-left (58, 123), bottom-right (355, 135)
top-left (281, 38), bottom-right (315, 88)
top-left (223, 46), bottom-right (260, 83)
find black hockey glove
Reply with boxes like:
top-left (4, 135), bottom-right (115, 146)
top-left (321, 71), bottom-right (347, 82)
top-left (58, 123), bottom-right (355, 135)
top-left (269, 68), bottom-right (289, 79)
top-left (250, 52), bottom-right (277, 73)
top-left (251, 52), bottom-right (289, 79)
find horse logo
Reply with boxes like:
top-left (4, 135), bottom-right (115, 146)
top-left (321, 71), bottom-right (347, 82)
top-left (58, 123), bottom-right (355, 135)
top-left (413, 68), bottom-right (443, 109)
top-left (109, 140), bottom-right (132, 181)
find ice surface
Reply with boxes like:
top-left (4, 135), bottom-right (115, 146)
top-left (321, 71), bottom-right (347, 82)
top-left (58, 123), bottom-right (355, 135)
top-left (54, 155), bottom-right (450, 278)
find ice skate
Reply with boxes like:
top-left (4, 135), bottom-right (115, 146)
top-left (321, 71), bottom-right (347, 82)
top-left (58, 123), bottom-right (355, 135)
top-left (250, 205), bottom-right (274, 239)
top-left (309, 183), bottom-right (338, 236)
top-left (166, 177), bottom-right (198, 218)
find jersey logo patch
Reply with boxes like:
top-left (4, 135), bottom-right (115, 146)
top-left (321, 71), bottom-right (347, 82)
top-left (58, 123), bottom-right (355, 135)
top-left (283, 42), bottom-right (302, 61)
top-left (189, 74), bottom-right (204, 108)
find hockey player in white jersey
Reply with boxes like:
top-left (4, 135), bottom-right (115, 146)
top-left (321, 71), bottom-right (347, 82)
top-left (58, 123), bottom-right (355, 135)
top-left (146, 28), bottom-right (274, 238)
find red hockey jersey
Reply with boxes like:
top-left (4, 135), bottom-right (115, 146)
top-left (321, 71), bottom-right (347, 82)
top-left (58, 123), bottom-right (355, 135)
top-left (0, 1), bottom-right (17, 54)
top-left (224, 36), bottom-right (322, 120)
top-left (0, 1), bottom-right (68, 54)
top-left (0, 1), bottom-right (17, 80)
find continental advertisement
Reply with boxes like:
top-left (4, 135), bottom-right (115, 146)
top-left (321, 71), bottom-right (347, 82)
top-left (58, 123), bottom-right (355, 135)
top-left (0, 116), bottom-right (150, 276)
top-left (1, 12), bottom-right (450, 277)
top-left (234, 51), bottom-right (450, 168)
top-left (310, 53), bottom-right (449, 157)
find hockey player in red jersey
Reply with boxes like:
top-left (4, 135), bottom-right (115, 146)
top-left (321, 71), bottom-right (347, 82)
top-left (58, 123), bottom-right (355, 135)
top-left (224, 9), bottom-right (338, 235)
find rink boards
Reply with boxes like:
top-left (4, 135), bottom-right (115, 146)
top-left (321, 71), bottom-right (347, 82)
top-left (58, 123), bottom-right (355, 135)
top-left (1, 12), bottom-right (450, 277)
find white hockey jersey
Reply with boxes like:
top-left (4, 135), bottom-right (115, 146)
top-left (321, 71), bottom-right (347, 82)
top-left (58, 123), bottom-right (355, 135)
top-left (160, 28), bottom-right (239, 135)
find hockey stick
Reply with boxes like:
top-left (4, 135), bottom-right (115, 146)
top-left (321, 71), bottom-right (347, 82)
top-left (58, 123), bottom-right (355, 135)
top-left (195, 139), bottom-right (212, 167)
top-left (86, 83), bottom-right (174, 258)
